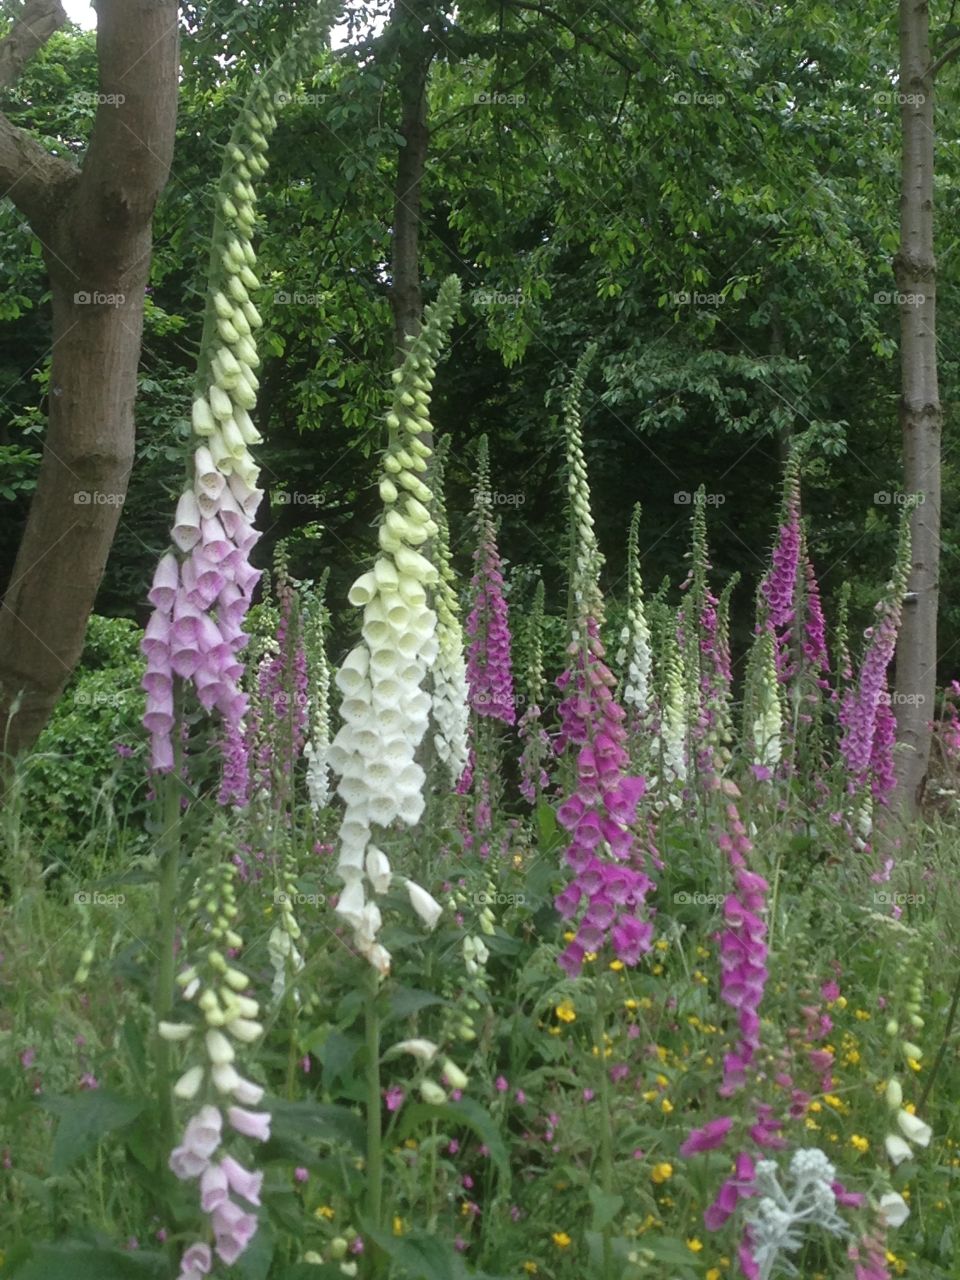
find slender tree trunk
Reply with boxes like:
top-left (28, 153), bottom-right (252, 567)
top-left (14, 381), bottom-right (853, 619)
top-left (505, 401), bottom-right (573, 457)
top-left (892, 0), bottom-right (941, 818)
top-left (0, 0), bottom-right (179, 761)
top-left (387, 0), bottom-right (438, 359)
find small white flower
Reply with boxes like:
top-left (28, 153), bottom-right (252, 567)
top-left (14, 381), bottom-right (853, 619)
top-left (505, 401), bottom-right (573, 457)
top-left (884, 1133), bottom-right (913, 1166)
top-left (878, 1191), bottom-right (910, 1228)
top-left (406, 880), bottom-right (442, 930)
top-left (897, 1109), bottom-right (932, 1147)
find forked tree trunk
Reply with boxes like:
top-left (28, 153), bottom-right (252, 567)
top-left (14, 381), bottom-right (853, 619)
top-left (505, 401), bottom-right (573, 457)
top-left (892, 0), bottom-right (941, 817)
top-left (0, 0), bottom-right (179, 761)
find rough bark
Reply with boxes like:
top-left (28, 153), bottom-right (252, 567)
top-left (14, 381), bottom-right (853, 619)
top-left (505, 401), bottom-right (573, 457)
top-left (0, 0), bottom-right (179, 760)
top-left (892, 0), bottom-right (941, 816)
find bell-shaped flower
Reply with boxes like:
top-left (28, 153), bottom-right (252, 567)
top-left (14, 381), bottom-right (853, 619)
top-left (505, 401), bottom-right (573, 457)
top-left (897, 1109), bottom-right (931, 1147)
top-left (884, 1133), bottom-right (913, 1165)
top-left (878, 1190), bottom-right (910, 1227)
top-left (227, 1106), bottom-right (271, 1142)
top-left (172, 490), bottom-right (202, 552)
top-left (365, 846), bottom-right (392, 894)
top-left (220, 1154), bottom-right (263, 1206)
top-left (406, 880), bottom-right (442, 930)
top-left (200, 1161), bottom-right (229, 1212)
top-left (194, 446), bottom-right (225, 502)
top-left (148, 553), bottom-right (180, 611)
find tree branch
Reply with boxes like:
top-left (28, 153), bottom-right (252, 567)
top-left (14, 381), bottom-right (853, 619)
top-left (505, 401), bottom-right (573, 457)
top-left (501, 0), bottom-right (639, 74)
top-left (0, 0), bottom-right (66, 89)
top-left (0, 0), bottom-right (74, 224)
top-left (0, 113), bottom-right (76, 225)
top-left (76, 0), bottom-right (179, 237)
top-left (930, 38), bottom-right (960, 78)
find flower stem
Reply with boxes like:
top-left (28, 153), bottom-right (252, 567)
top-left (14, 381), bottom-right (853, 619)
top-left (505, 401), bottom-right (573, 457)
top-left (919, 955), bottom-right (960, 1110)
top-left (595, 999), bottom-right (616, 1280)
top-left (365, 966), bottom-right (386, 1272)
top-left (154, 749), bottom-right (182, 1148)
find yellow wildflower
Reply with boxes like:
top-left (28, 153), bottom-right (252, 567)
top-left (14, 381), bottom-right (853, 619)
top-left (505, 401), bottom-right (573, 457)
top-left (651, 1162), bottom-right (673, 1183)
top-left (555, 1000), bottom-right (576, 1023)
top-left (850, 1135), bottom-right (869, 1153)
top-left (687, 1238), bottom-right (703, 1253)
top-left (552, 1232), bottom-right (572, 1249)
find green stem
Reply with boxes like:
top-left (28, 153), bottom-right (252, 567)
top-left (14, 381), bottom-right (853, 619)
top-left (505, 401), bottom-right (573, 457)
top-left (426, 1117), bottom-right (438, 1232)
top-left (365, 966), bottom-right (386, 1274)
top-left (919, 956), bottom-right (960, 1111)
top-left (594, 998), bottom-right (615, 1280)
top-left (155, 748), bottom-right (183, 1148)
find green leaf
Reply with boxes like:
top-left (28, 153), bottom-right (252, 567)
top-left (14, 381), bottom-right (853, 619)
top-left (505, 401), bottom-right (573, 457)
top-left (40, 1091), bottom-right (146, 1174)
top-left (316, 1029), bottom-right (362, 1091)
top-left (390, 1098), bottom-right (510, 1180)
top-left (588, 1185), bottom-right (624, 1231)
top-left (366, 1229), bottom-right (513, 1280)
top-left (234, 1216), bottom-right (273, 1280)
top-left (535, 800), bottom-right (560, 852)
top-left (632, 1234), bottom-right (704, 1267)
top-left (266, 1097), bottom-right (366, 1152)
top-left (7, 1244), bottom-right (168, 1280)
top-left (384, 985), bottom-right (449, 1024)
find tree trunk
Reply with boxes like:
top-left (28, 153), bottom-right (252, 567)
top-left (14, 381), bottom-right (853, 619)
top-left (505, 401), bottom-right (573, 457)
top-left (0, 0), bottom-right (179, 761)
top-left (892, 0), bottom-right (941, 818)
top-left (387, 0), bottom-right (438, 359)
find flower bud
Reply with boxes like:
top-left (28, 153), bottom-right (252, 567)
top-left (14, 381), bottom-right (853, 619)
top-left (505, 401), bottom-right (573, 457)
top-left (158, 1021), bottom-right (194, 1041)
top-left (441, 1058), bottom-right (469, 1091)
top-left (420, 1080), bottom-right (447, 1106)
top-left (885, 1078), bottom-right (903, 1110)
top-left (173, 1065), bottom-right (204, 1099)
top-left (206, 1029), bottom-right (235, 1065)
